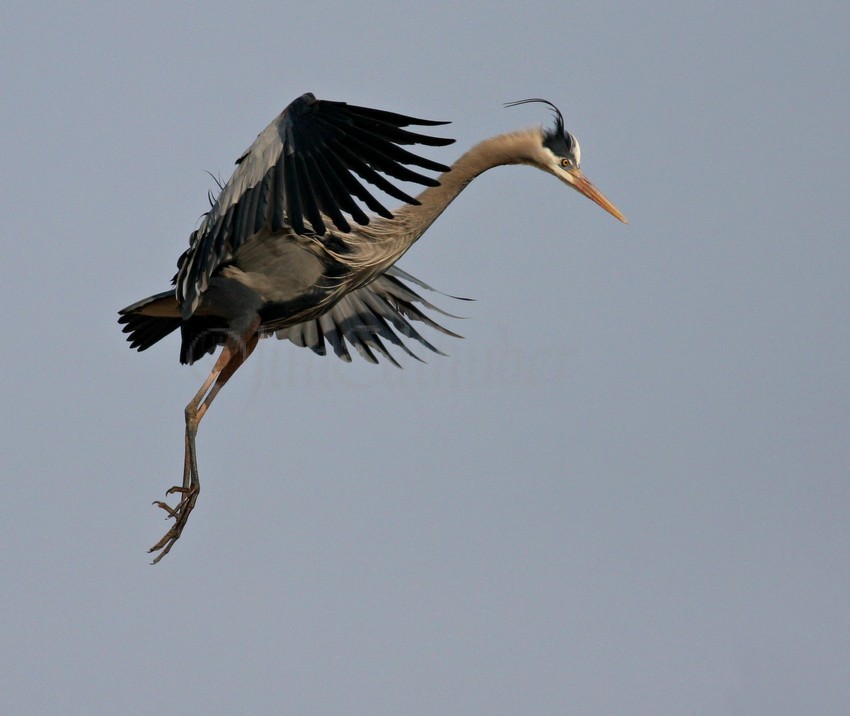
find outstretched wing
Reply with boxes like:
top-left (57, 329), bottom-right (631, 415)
top-left (176, 93), bottom-right (455, 318)
top-left (273, 266), bottom-right (470, 366)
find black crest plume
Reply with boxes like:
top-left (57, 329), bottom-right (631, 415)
top-left (504, 97), bottom-right (574, 155)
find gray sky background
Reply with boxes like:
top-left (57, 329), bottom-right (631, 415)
top-left (2, 2), bottom-right (848, 714)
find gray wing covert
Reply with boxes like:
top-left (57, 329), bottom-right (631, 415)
top-left (175, 93), bottom-right (454, 319)
top-left (274, 266), bottom-right (470, 366)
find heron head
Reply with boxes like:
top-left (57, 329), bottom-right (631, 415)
top-left (505, 98), bottom-right (628, 224)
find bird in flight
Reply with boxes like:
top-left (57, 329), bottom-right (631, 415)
top-left (119, 92), bottom-right (627, 563)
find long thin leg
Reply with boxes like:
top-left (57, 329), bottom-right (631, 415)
top-left (149, 321), bottom-right (260, 564)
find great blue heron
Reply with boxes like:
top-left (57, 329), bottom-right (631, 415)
top-left (119, 92), bottom-right (626, 563)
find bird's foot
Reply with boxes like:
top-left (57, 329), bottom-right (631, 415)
top-left (149, 484), bottom-right (199, 564)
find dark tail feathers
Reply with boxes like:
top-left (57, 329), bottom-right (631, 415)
top-left (118, 290), bottom-right (226, 364)
top-left (118, 291), bottom-right (181, 353)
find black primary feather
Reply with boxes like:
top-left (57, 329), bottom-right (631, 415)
top-left (176, 93), bottom-right (455, 317)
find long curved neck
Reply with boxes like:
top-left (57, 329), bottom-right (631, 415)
top-left (394, 128), bottom-right (539, 238)
top-left (332, 128), bottom-right (540, 274)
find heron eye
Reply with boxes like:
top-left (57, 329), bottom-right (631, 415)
top-left (560, 158), bottom-right (573, 168)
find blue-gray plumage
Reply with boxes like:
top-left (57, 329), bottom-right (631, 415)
top-left (118, 93), bottom-right (626, 563)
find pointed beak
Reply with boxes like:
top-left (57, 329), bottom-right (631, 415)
top-left (567, 169), bottom-right (628, 223)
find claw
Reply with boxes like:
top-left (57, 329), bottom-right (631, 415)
top-left (152, 500), bottom-right (178, 518)
top-left (148, 484), bottom-right (200, 564)
top-left (166, 485), bottom-right (193, 496)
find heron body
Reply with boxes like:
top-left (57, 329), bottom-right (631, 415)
top-left (119, 93), bottom-right (626, 563)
